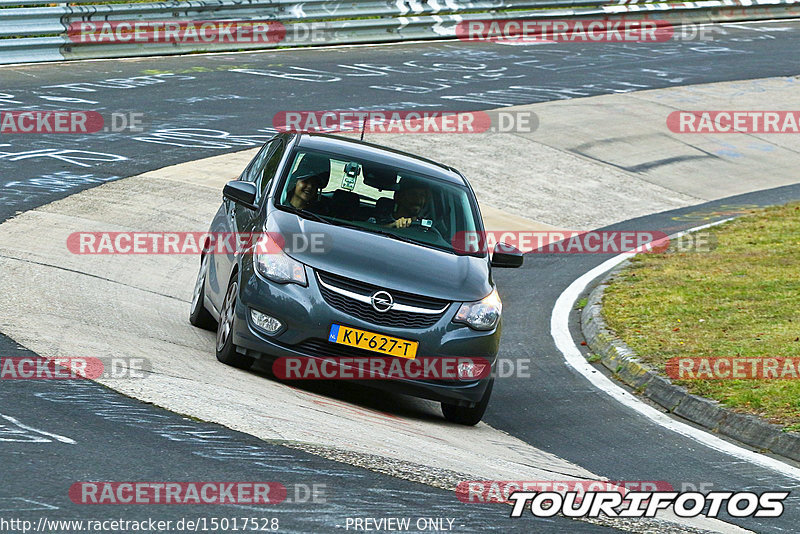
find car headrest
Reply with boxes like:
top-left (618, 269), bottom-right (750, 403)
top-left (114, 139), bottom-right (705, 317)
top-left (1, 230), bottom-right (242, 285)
top-left (396, 176), bottom-right (429, 193)
top-left (375, 197), bottom-right (394, 216)
top-left (331, 189), bottom-right (360, 219)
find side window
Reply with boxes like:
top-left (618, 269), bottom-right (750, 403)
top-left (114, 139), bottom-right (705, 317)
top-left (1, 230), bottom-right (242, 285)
top-left (241, 140), bottom-right (276, 183)
top-left (257, 139), bottom-right (286, 199)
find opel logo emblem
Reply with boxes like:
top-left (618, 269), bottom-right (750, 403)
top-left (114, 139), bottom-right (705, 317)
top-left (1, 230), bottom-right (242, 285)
top-left (370, 290), bottom-right (393, 313)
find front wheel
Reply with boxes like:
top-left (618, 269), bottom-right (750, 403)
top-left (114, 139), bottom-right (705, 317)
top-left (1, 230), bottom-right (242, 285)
top-left (215, 277), bottom-right (255, 370)
top-left (441, 378), bottom-right (493, 426)
top-left (189, 254), bottom-right (216, 331)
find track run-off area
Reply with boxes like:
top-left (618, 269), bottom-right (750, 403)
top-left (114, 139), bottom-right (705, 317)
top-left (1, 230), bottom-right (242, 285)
top-left (1, 21), bottom-right (800, 533)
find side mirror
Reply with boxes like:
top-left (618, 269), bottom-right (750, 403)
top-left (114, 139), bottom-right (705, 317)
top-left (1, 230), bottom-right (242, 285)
top-left (223, 180), bottom-right (258, 210)
top-left (491, 242), bottom-right (524, 268)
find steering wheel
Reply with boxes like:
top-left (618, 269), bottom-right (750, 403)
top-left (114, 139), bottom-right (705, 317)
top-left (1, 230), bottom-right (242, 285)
top-left (405, 218), bottom-right (444, 241)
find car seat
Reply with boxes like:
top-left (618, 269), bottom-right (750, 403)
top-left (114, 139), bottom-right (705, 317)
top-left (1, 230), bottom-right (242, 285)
top-left (374, 197), bottom-right (394, 219)
top-left (330, 189), bottom-right (360, 220)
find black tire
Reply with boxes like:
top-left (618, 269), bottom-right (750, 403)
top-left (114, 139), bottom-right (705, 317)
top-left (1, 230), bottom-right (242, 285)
top-left (441, 378), bottom-right (494, 426)
top-left (189, 254), bottom-right (216, 331)
top-left (215, 276), bottom-right (255, 370)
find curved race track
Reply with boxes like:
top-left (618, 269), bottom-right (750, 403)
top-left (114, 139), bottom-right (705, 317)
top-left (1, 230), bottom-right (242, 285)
top-left (1, 21), bottom-right (800, 533)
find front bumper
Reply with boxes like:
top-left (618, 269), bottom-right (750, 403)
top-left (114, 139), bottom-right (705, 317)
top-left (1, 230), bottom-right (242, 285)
top-left (231, 259), bottom-right (500, 405)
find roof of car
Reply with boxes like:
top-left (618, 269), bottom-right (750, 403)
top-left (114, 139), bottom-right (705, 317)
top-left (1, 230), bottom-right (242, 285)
top-left (293, 133), bottom-right (467, 186)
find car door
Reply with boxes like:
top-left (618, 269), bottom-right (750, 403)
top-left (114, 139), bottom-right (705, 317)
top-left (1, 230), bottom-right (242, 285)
top-left (207, 139), bottom-right (279, 312)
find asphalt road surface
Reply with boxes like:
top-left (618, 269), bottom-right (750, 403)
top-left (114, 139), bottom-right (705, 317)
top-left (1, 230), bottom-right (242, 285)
top-left (2, 21), bottom-right (800, 533)
top-left (2, 22), bottom-right (800, 222)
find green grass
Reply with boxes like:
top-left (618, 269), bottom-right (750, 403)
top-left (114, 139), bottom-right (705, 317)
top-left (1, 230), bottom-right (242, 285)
top-left (603, 202), bottom-right (800, 429)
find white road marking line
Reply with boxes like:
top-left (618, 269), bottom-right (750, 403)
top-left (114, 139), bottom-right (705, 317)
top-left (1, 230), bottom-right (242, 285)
top-left (0, 498), bottom-right (59, 512)
top-left (0, 413), bottom-right (76, 444)
top-left (550, 219), bottom-right (800, 482)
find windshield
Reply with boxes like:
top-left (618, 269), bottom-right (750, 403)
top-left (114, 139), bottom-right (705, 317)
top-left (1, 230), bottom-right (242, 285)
top-left (276, 148), bottom-right (483, 255)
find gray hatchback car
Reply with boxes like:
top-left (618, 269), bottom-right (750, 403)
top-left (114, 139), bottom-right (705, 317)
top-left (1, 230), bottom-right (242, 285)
top-left (190, 133), bottom-right (522, 425)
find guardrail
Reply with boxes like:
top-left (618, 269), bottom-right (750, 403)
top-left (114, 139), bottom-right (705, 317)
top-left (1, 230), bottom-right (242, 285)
top-left (0, 0), bottom-right (798, 65)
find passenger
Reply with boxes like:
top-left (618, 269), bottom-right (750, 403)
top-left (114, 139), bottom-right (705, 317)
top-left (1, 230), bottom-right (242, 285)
top-left (285, 154), bottom-right (330, 210)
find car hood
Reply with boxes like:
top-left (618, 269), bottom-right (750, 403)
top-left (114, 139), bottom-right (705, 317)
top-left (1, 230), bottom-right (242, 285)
top-left (268, 210), bottom-right (492, 302)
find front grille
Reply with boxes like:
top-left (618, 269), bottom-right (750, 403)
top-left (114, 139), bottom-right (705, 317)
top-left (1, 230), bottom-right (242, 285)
top-left (316, 270), bottom-right (449, 329)
top-left (318, 270), bottom-right (449, 310)
top-left (296, 338), bottom-right (385, 359)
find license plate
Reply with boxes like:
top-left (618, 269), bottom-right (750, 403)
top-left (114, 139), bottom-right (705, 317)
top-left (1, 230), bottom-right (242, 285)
top-left (328, 324), bottom-right (418, 359)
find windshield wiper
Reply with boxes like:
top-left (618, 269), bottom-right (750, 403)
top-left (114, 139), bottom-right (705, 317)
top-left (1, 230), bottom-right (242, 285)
top-left (291, 208), bottom-right (330, 224)
top-left (370, 228), bottom-right (424, 246)
top-left (374, 228), bottom-right (458, 255)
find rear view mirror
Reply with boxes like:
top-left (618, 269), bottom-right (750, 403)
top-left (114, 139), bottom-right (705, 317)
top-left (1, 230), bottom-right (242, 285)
top-left (491, 242), bottom-right (524, 268)
top-left (344, 161), bottom-right (360, 177)
top-left (362, 163), bottom-right (397, 191)
top-left (223, 180), bottom-right (258, 210)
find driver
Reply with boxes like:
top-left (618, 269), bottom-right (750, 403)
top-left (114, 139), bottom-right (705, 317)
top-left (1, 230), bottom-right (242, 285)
top-left (377, 177), bottom-right (431, 229)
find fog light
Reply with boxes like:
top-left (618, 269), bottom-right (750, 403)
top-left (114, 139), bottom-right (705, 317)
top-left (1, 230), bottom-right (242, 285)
top-left (458, 361), bottom-right (488, 380)
top-left (250, 309), bottom-right (282, 335)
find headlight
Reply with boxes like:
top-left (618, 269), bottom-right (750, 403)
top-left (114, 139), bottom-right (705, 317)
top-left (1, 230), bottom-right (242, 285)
top-left (254, 235), bottom-right (307, 286)
top-left (453, 288), bottom-right (501, 331)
